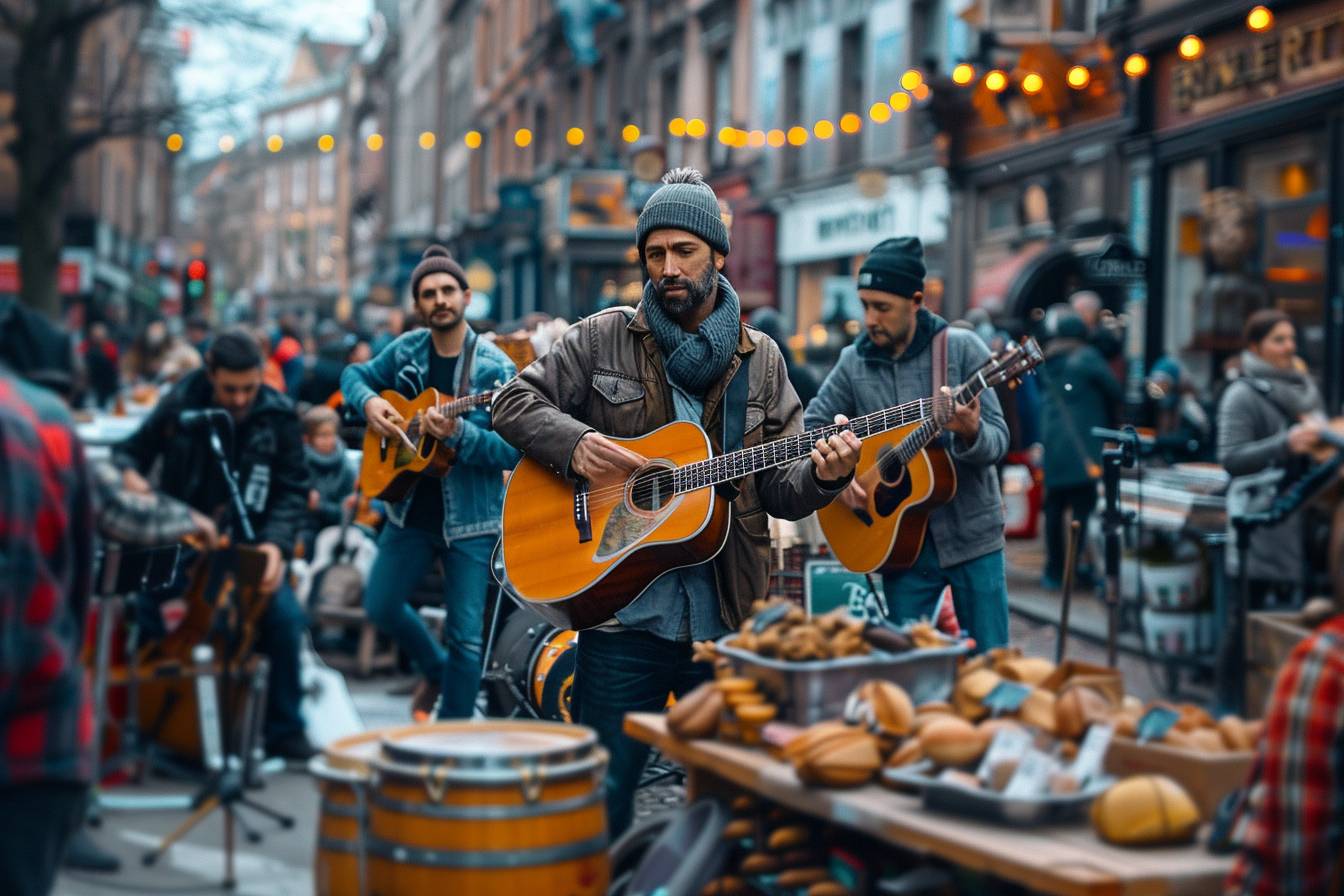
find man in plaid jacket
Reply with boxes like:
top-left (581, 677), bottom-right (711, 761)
top-left (1226, 612), bottom-right (1344, 895)
top-left (0, 364), bottom-right (95, 895)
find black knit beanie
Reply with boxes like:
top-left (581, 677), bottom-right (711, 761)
top-left (410, 245), bottom-right (468, 297)
top-left (858, 236), bottom-right (926, 301)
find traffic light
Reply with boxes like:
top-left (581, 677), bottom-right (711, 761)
top-left (183, 258), bottom-right (209, 314)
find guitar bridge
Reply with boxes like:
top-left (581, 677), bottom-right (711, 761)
top-left (573, 480), bottom-right (592, 543)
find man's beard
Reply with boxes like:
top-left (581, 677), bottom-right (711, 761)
top-left (425, 308), bottom-right (461, 332)
top-left (653, 263), bottom-right (717, 317)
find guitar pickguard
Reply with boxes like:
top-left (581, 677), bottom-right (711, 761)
top-left (594, 499), bottom-right (679, 562)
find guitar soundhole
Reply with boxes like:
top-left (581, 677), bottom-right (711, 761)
top-left (627, 464), bottom-right (677, 513)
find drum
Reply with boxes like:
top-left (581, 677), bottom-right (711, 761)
top-left (487, 608), bottom-right (578, 722)
top-left (366, 720), bottom-right (609, 895)
top-left (311, 726), bottom-right (417, 896)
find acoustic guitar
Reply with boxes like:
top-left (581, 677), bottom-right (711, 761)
top-left (499, 340), bottom-right (1042, 630)
top-left (359, 388), bottom-right (496, 502)
top-left (818, 338), bottom-right (1043, 574)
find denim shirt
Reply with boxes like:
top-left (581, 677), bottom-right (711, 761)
top-left (614, 383), bottom-right (729, 642)
top-left (341, 328), bottom-right (521, 542)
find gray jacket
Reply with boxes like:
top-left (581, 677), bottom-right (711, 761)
top-left (1216, 356), bottom-right (1322, 585)
top-left (805, 310), bottom-right (1009, 568)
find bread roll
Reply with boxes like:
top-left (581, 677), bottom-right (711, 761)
top-left (886, 738), bottom-right (923, 768)
top-left (918, 716), bottom-right (990, 767)
top-left (999, 657), bottom-right (1057, 687)
top-left (794, 730), bottom-right (883, 788)
top-left (806, 883), bottom-right (850, 896)
top-left (1187, 727), bottom-right (1227, 753)
top-left (1217, 715), bottom-right (1253, 752)
top-left (667, 682), bottom-right (725, 739)
top-left (1017, 688), bottom-right (1057, 735)
top-left (782, 722), bottom-right (856, 762)
top-left (855, 681), bottom-right (915, 738)
top-left (766, 825), bottom-right (810, 851)
top-left (1055, 686), bottom-right (1113, 740)
top-left (1091, 775), bottom-right (1200, 846)
top-left (776, 869), bottom-right (830, 887)
top-left (955, 668), bottom-right (1003, 721)
top-left (978, 718), bottom-right (1026, 741)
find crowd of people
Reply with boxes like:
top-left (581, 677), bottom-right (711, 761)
top-left (0, 165), bottom-right (1339, 894)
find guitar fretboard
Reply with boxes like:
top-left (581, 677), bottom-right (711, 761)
top-left (670, 369), bottom-right (996, 494)
top-left (439, 390), bottom-right (495, 416)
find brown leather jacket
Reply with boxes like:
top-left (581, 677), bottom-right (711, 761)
top-left (492, 305), bottom-right (845, 628)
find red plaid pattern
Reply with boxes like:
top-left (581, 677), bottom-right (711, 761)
top-left (1226, 614), bottom-right (1344, 895)
top-left (0, 369), bottom-right (94, 786)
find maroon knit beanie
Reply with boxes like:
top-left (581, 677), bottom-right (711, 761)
top-left (410, 245), bottom-right (468, 297)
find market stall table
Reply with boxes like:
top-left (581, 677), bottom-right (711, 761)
top-left (624, 713), bottom-right (1234, 896)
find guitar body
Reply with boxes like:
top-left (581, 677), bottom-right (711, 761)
top-left (360, 389), bottom-right (456, 502)
top-left (817, 421), bottom-right (957, 574)
top-left (501, 421), bottom-right (731, 630)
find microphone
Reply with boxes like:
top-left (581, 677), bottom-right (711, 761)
top-left (178, 408), bottom-right (232, 430)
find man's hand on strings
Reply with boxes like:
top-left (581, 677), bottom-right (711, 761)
top-left (811, 414), bottom-right (861, 482)
top-left (941, 386), bottom-right (981, 442)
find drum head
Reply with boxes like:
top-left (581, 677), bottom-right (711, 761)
top-left (378, 720), bottom-right (596, 771)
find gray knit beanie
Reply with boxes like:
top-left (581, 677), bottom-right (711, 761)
top-left (410, 245), bottom-right (468, 298)
top-left (636, 168), bottom-right (730, 258)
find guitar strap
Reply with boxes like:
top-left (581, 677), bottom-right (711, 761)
top-left (715, 353), bottom-right (752, 501)
top-left (932, 328), bottom-right (948, 396)
top-left (456, 328), bottom-right (477, 399)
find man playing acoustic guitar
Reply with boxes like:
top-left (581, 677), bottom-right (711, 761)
top-left (492, 168), bottom-right (860, 836)
top-left (805, 236), bottom-right (1011, 650)
top-left (341, 246), bottom-right (519, 719)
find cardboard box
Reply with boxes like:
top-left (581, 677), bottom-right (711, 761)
top-left (1103, 736), bottom-right (1254, 820)
top-left (1244, 611), bottom-right (1311, 717)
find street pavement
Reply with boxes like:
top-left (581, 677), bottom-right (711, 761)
top-left (54, 534), bottom-right (1203, 894)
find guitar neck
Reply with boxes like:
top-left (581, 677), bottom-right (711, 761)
top-left (671, 373), bottom-right (994, 495)
top-left (438, 389), bottom-right (495, 416)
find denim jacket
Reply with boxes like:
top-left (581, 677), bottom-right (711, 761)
top-left (341, 328), bottom-right (520, 541)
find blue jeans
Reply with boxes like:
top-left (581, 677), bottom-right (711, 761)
top-left (881, 538), bottom-right (1009, 653)
top-left (362, 523), bottom-right (493, 718)
top-left (573, 629), bottom-right (713, 838)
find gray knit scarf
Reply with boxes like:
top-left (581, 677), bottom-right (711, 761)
top-left (640, 273), bottom-right (741, 396)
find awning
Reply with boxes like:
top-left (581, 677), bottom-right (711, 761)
top-left (970, 234), bottom-right (1136, 321)
top-left (969, 240), bottom-right (1051, 314)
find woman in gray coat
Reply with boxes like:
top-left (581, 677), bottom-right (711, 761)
top-left (1216, 309), bottom-right (1326, 603)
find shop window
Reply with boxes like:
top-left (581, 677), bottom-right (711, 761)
top-left (980, 187), bottom-right (1018, 239)
top-left (781, 51), bottom-right (803, 181)
top-left (1162, 157), bottom-right (1207, 381)
top-left (291, 159), bottom-right (308, 208)
top-left (1238, 131), bottom-right (1328, 373)
top-left (711, 49), bottom-right (733, 168)
top-left (838, 24), bottom-right (865, 167)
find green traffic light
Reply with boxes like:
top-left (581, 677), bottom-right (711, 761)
top-left (187, 280), bottom-right (205, 299)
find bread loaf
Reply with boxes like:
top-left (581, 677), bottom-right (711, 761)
top-left (776, 868), bottom-right (830, 887)
top-left (667, 682), bottom-right (725, 739)
top-left (954, 668), bottom-right (1003, 721)
top-left (918, 716), bottom-right (990, 767)
top-left (766, 825), bottom-right (810, 851)
top-left (999, 657), bottom-right (1057, 687)
top-left (886, 738), bottom-right (923, 768)
top-left (1090, 775), bottom-right (1200, 846)
top-left (794, 731), bottom-right (883, 788)
top-left (1055, 686), bottom-right (1112, 740)
top-left (1216, 715), bottom-right (1253, 752)
top-left (845, 680), bottom-right (915, 738)
top-left (1017, 688), bottom-right (1058, 735)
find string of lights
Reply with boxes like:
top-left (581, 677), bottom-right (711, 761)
top-left (163, 6), bottom-right (1280, 156)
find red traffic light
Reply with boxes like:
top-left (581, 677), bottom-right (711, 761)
top-left (186, 259), bottom-right (207, 280)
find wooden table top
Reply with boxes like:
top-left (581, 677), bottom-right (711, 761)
top-left (624, 713), bottom-right (1233, 896)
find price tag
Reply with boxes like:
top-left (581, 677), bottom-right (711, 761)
top-left (1002, 748), bottom-right (1059, 799)
top-left (1068, 722), bottom-right (1114, 785)
top-left (1136, 705), bottom-right (1181, 743)
top-left (976, 726), bottom-right (1033, 784)
top-left (981, 680), bottom-right (1033, 716)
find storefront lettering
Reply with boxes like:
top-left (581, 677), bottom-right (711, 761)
top-left (1171, 10), bottom-right (1344, 114)
top-left (816, 205), bottom-right (895, 243)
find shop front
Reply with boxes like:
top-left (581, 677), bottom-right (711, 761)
top-left (538, 169), bottom-right (643, 321)
top-left (1143, 1), bottom-right (1344, 408)
top-left (775, 171), bottom-right (949, 338)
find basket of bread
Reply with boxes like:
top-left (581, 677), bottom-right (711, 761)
top-left (708, 598), bottom-right (968, 724)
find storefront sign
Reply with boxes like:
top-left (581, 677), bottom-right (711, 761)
top-left (0, 256), bottom-right (89, 295)
top-left (777, 177), bottom-right (947, 265)
top-left (1082, 237), bottom-right (1147, 285)
top-left (1161, 7), bottom-right (1344, 128)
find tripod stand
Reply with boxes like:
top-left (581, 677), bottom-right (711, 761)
top-left (139, 412), bottom-right (295, 888)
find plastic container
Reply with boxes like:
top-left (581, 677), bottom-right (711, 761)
top-left (1138, 559), bottom-right (1205, 611)
top-left (715, 637), bottom-right (969, 726)
top-left (1140, 606), bottom-right (1216, 657)
top-left (881, 761), bottom-right (1111, 825)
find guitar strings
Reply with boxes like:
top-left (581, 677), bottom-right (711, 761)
top-left (571, 344), bottom-right (1035, 507)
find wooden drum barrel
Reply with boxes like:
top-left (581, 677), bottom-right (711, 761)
top-left (367, 720), bottom-right (609, 895)
top-left (310, 725), bottom-right (420, 896)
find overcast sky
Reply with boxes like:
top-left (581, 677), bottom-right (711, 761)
top-left (176, 0), bottom-right (373, 158)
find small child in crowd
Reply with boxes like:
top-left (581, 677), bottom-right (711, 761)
top-left (301, 405), bottom-right (356, 555)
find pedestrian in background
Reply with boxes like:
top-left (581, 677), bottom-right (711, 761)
top-left (1037, 310), bottom-right (1121, 590)
top-left (1217, 309), bottom-right (1324, 606)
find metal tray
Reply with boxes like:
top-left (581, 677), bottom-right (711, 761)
top-left (882, 761), bottom-right (1110, 825)
top-left (715, 636), bottom-right (969, 726)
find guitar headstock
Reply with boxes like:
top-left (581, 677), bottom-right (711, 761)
top-left (979, 337), bottom-right (1044, 390)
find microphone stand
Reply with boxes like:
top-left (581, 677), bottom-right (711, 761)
top-left (1220, 447), bottom-right (1344, 716)
top-left (1091, 426), bottom-right (1145, 668)
top-left (141, 411), bottom-right (294, 887)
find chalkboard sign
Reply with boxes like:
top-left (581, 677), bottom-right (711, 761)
top-left (804, 560), bottom-right (884, 619)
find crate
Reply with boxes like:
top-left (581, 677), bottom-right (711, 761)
top-left (1103, 737), bottom-right (1255, 821)
top-left (1244, 610), bottom-right (1311, 717)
